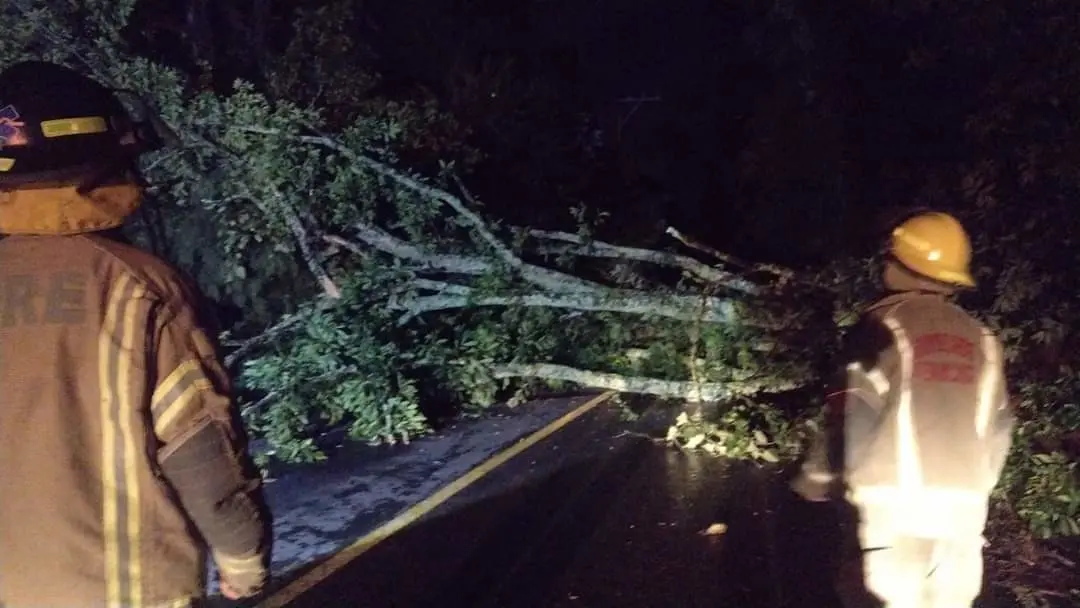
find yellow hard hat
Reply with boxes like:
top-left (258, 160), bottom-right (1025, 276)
top-left (890, 211), bottom-right (976, 287)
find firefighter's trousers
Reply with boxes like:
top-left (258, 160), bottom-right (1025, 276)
top-left (841, 493), bottom-right (989, 608)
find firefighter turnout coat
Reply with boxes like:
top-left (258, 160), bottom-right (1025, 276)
top-left (793, 291), bottom-right (1015, 536)
top-left (0, 184), bottom-right (271, 607)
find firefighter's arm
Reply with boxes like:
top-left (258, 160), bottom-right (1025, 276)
top-left (986, 395), bottom-right (1016, 486)
top-left (983, 332), bottom-right (1016, 487)
top-left (791, 318), bottom-right (892, 502)
top-left (791, 388), bottom-right (874, 501)
top-left (150, 296), bottom-right (271, 597)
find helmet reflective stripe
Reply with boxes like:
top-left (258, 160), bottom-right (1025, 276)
top-left (0, 61), bottom-right (137, 189)
top-left (41, 116), bottom-right (109, 139)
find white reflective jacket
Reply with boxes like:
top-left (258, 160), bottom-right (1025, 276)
top-left (793, 291), bottom-right (1015, 537)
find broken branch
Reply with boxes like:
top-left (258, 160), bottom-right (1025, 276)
top-left (527, 228), bottom-right (758, 293)
top-left (325, 224), bottom-right (604, 292)
top-left (392, 289), bottom-right (738, 326)
top-left (666, 226), bottom-right (795, 281)
top-left (490, 363), bottom-right (796, 402)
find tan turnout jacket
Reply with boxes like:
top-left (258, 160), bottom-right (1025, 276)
top-left (0, 184), bottom-right (270, 607)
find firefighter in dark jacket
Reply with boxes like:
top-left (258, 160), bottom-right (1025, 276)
top-left (791, 212), bottom-right (1014, 607)
top-left (0, 62), bottom-right (271, 606)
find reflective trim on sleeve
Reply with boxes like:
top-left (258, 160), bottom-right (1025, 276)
top-left (213, 551), bottom-right (265, 576)
top-left (804, 470), bottom-right (836, 484)
top-left (974, 332), bottom-right (1002, 438)
top-left (152, 360), bottom-right (214, 439)
top-left (846, 362), bottom-right (891, 397)
top-left (865, 369), bottom-right (891, 397)
top-left (828, 388), bottom-right (885, 415)
top-left (882, 315), bottom-right (921, 491)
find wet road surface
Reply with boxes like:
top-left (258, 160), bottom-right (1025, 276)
top-left (252, 397), bottom-right (1038, 608)
top-left (253, 395), bottom-right (596, 578)
top-left (267, 402), bottom-right (855, 608)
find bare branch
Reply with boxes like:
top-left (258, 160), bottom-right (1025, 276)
top-left (449, 173), bottom-right (520, 269)
top-left (179, 126), bottom-right (343, 300)
top-left (527, 229), bottom-right (759, 293)
top-left (233, 126), bottom-right (762, 297)
top-left (392, 289), bottom-right (738, 326)
top-left (239, 367), bottom-right (357, 416)
top-left (490, 363), bottom-right (797, 403)
top-left (666, 226), bottom-right (796, 281)
top-left (238, 127), bottom-right (514, 256)
top-left (411, 279), bottom-right (472, 295)
top-left (243, 190), bottom-right (341, 299)
top-left (236, 126), bottom-right (613, 293)
top-left (324, 228), bottom-right (483, 273)
top-left (223, 308), bottom-right (316, 368)
top-left (322, 234), bottom-right (371, 259)
top-left (325, 225), bottom-right (605, 291)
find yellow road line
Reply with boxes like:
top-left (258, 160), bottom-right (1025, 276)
top-left (258, 391), bottom-right (616, 608)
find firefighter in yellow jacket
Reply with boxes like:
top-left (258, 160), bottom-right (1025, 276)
top-left (0, 62), bottom-right (271, 606)
top-left (791, 212), bottom-right (1015, 607)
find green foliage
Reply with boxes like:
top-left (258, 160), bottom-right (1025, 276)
top-left (993, 392), bottom-right (1080, 540)
top-left (1011, 450), bottom-right (1080, 538)
top-left (238, 270), bottom-right (431, 462)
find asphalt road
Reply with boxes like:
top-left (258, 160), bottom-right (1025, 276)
top-left (263, 400), bottom-right (855, 608)
top-left (251, 394), bottom-right (596, 580)
top-left (247, 396), bottom-right (1041, 608)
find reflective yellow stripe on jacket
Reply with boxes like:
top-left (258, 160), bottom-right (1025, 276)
top-left (99, 273), bottom-right (147, 607)
top-left (151, 359), bottom-right (213, 439)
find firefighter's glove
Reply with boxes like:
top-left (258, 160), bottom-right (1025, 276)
top-left (214, 550), bottom-right (270, 600)
top-left (790, 470), bottom-right (835, 503)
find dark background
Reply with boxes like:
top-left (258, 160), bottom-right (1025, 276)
top-left (123, 0), bottom-right (1032, 268)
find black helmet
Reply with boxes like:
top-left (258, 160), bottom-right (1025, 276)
top-left (0, 61), bottom-right (158, 191)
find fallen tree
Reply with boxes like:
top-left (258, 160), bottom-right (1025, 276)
top-left (224, 139), bottom-right (823, 454)
top-left (3, 0), bottom-right (824, 455)
top-left (3, 2), bottom-right (1077, 603)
